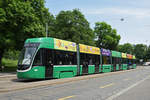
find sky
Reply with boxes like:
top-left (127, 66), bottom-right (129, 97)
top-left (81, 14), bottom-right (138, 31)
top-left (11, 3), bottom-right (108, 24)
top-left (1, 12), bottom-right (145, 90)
top-left (45, 0), bottom-right (150, 45)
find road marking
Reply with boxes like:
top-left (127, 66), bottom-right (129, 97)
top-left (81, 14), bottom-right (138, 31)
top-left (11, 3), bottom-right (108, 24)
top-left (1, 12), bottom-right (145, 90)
top-left (106, 75), bottom-right (150, 100)
top-left (124, 78), bottom-right (130, 81)
top-left (58, 95), bottom-right (75, 100)
top-left (100, 83), bottom-right (114, 88)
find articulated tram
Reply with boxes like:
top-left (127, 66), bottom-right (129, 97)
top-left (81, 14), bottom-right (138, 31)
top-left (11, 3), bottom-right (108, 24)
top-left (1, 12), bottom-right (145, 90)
top-left (17, 37), bottom-right (136, 79)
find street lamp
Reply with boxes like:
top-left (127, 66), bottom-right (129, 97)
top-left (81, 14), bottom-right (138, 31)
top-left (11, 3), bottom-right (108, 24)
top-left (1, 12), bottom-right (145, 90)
top-left (120, 18), bottom-right (124, 21)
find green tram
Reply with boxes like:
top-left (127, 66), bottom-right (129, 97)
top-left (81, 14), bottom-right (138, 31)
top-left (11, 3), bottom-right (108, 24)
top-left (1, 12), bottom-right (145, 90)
top-left (17, 37), bottom-right (136, 79)
top-left (111, 51), bottom-right (122, 71)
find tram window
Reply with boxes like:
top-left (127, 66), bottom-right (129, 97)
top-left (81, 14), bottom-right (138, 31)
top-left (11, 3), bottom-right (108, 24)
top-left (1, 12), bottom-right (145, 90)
top-left (80, 54), bottom-right (91, 65)
top-left (102, 56), bottom-right (111, 64)
top-left (88, 55), bottom-right (94, 65)
top-left (116, 58), bottom-right (120, 64)
top-left (45, 49), bottom-right (53, 65)
top-left (118, 58), bottom-right (121, 64)
top-left (112, 57), bottom-right (120, 64)
top-left (119, 58), bottom-right (121, 64)
top-left (112, 57), bottom-right (116, 64)
top-left (122, 59), bottom-right (124, 64)
top-left (33, 49), bottom-right (42, 66)
top-left (53, 50), bottom-right (77, 65)
top-left (80, 53), bottom-right (100, 65)
top-left (69, 52), bottom-right (77, 65)
top-left (133, 60), bottom-right (135, 64)
top-left (95, 55), bottom-right (100, 65)
top-left (122, 58), bottom-right (127, 64)
top-left (128, 59), bottom-right (132, 65)
top-left (80, 53), bottom-right (86, 65)
top-left (88, 54), bottom-right (100, 65)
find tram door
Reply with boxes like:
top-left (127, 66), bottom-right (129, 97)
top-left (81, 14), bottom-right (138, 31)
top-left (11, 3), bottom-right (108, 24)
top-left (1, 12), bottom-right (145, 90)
top-left (95, 55), bottom-right (100, 73)
top-left (95, 65), bottom-right (99, 73)
top-left (44, 49), bottom-right (53, 78)
top-left (119, 58), bottom-right (121, 70)
top-left (81, 53), bottom-right (88, 74)
top-left (82, 61), bottom-right (88, 74)
top-left (45, 63), bottom-right (53, 78)
top-left (113, 57), bottom-right (116, 71)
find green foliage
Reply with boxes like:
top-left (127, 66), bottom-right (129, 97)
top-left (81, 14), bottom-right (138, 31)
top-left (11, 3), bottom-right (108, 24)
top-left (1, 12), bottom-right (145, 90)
top-left (118, 43), bottom-right (134, 54)
top-left (145, 46), bottom-right (150, 61)
top-left (0, 0), bottom-right (55, 65)
top-left (50, 9), bottom-right (95, 46)
top-left (0, 0), bottom-right (54, 49)
top-left (3, 49), bottom-right (20, 60)
top-left (2, 58), bottom-right (18, 67)
top-left (94, 22), bottom-right (120, 50)
top-left (134, 44), bottom-right (147, 60)
top-left (1, 58), bottom-right (17, 72)
top-left (118, 43), bottom-right (150, 62)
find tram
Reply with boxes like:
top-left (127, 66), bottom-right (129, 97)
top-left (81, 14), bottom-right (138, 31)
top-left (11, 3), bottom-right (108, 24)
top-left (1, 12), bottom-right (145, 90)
top-left (17, 37), bottom-right (136, 79)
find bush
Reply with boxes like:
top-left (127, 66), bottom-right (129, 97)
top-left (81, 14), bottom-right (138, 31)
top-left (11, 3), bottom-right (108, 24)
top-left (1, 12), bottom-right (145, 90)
top-left (2, 58), bottom-right (18, 67)
top-left (3, 49), bottom-right (20, 60)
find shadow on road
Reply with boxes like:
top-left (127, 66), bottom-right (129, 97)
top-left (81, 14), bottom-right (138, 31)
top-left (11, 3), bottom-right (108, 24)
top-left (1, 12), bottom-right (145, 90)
top-left (11, 78), bottom-right (55, 83)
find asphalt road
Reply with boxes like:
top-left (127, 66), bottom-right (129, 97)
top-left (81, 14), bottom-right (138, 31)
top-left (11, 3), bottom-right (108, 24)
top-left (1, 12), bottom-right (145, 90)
top-left (0, 66), bottom-right (150, 100)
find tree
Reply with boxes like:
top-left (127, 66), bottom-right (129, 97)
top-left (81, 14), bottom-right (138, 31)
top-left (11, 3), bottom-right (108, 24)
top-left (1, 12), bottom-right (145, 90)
top-left (118, 43), bottom-right (134, 54)
top-left (134, 44), bottom-right (147, 61)
top-left (94, 22), bottom-right (121, 50)
top-left (50, 9), bottom-right (95, 46)
top-left (0, 0), bottom-right (54, 66)
top-left (145, 46), bottom-right (150, 61)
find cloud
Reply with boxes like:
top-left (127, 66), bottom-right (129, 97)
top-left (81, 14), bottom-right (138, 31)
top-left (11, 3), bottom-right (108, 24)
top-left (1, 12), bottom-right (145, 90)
top-left (82, 8), bottom-right (150, 19)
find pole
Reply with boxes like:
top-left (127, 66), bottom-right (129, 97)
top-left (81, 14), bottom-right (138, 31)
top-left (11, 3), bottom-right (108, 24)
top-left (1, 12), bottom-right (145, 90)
top-left (77, 44), bottom-right (80, 75)
top-left (46, 23), bottom-right (48, 37)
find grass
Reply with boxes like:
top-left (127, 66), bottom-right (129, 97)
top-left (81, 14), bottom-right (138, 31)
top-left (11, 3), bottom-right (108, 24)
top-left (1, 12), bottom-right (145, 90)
top-left (1, 58), bottom-right (18, 72)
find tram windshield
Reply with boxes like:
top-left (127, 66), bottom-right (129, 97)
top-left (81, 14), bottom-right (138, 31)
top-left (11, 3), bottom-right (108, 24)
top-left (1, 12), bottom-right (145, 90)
top-left (18, 43), bottom-right (39, 70)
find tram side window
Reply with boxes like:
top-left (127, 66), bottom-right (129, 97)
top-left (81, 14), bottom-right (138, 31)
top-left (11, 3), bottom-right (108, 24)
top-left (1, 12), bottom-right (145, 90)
top-left (118, 58), bottom-right (121, 64)
top-left (33, 49), bottom-right (42, 66)
top-left (80, 54), bottom-right (100, 65)
top-left (95, 55), bottom-right (100, 65)
top-left (114, 58), bottom-right (120, 64)
top-left (133, 59), bottom-right (136, 64)
top-left (128, 59), bottom-right (132, 65)
top-left (45, 49), bottom-right (53, 65)
top-left (88, 54), bottom-right (100, 65)
top-left (80, 53), bottom-right (87, 65)
top-left (53, 50), bottom-right (77, 65)
top-left (112, 57), bottom-right (116, 64)
top-left (102, 56), bottom-right (111, 64)
top-left (122, 58), bottom-right (127, 64)
top-left (117, 58), bottom-right (120, 64)
top-left (80, 53), bottom-right (86, 65)
top-left (88, 54), bottom-right (94, 65)
top-left (68, 52), bottom-right (77, 65)
top-left (114, 57), bottom-right (119, 64)
top-left (122, 58), bottom-right (125, 64)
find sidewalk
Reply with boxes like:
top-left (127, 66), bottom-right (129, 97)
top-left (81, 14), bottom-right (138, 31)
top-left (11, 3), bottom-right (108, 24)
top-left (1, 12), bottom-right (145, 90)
top-left (0, 72), bottom-right (16, 78)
